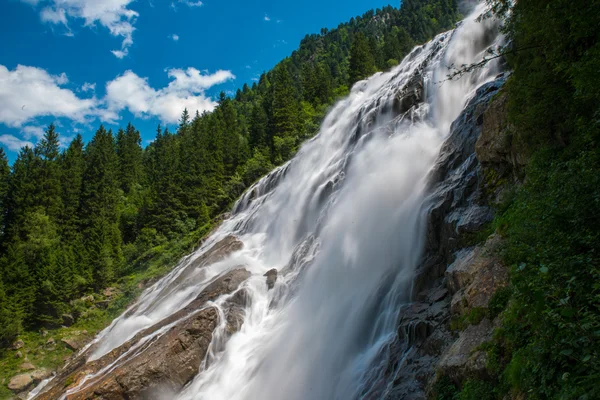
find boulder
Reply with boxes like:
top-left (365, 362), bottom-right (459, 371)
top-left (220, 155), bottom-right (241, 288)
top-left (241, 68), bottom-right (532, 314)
top-left (447, 235), bottom-right (507, 315)
top-left (437, 319), bottom-right (494, 382)
top-left (18, 363), bottom-right (35, 371)
top-left (14, 351), bottom-right (23, 359)
top-left (8, 374), bottom-right (33, 392)
top-left (31, 369), bottom-right (52, 382)
top-left (61, 314), bottom-right (75, 327)
top-left (61, 338), bottom-right (81, 351)
top-left (103, 287), bottom-right (119, 298)
top-left (264, 268), bottom-right (278, 290)
top-left (12, 339), bottom-right (24, 350)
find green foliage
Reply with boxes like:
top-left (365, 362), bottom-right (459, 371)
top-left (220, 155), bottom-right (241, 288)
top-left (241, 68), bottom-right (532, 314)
top-left (457, 379), bottom-right (496, 400)
top-left (433, 375), bottom-right (459, 400)
top-left (481, 1), bottom-right (600, 398)
top-left (349, 32), bottom-right (377, 85)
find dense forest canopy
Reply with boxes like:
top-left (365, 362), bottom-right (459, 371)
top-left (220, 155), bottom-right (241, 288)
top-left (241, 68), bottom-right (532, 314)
top-left (0, 0), bottom-right (460, 345)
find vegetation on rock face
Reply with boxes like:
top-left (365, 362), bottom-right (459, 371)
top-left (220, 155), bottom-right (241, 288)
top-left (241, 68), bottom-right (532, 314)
top-left (436, 0), bottom-right (600, 399)
top-left (0, 0), bottom-right (461, 393)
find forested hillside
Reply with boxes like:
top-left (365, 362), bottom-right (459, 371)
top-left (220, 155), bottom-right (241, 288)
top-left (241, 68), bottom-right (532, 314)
top-left (0, 0), bottom-right (460, 346)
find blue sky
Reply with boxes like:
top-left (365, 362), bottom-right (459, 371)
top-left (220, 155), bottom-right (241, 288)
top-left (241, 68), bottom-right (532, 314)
top-left (0, 0), bottom-right (396, 161)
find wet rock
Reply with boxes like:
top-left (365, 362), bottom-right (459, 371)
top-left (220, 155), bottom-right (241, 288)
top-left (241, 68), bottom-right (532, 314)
top-left (394, 72), bottom-right (424, 114)
top-left (264, 268), bottom-right (278, 290)
top-left (12, 339), bottom-right (24, 350)
top-left (61, 314), bottom-right (75, 327)
top-left (18, 363), bottom-right (35, 371)
top-left (8, 374), bottom-right (33, 392)
top-left (36, 268), bottom-right (251, 400)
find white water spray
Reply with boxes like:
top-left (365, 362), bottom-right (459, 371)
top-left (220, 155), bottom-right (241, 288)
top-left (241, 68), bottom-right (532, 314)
top-left (53, 4), bottom-right (503, 399)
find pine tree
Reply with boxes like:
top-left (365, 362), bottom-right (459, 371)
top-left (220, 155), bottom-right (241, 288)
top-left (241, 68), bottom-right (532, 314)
top-left (0, 148), bottom-right (10, 247)
top-left (348, 32), bottom-right (377, 85)
top-left (80, 126), bottom-right (123, 288)
top-left (60, 135), bottom-right (84, 242)
top-left (116, 123), bottom-right (144, 195)
top-left (34, 124), bottom-right (63, 220)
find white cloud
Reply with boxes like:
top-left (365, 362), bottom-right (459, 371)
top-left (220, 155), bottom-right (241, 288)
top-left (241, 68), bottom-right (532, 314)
top-left (180, 0), bottom-right (203, 6)
top-left (0, 64), bottom-right (233, 145)
top-left (169, 33), bottom-right (179, 41)
top-left (21, 125), bottom-right (46, 140)
top-left (264, 14), bottom-right (270, 21)
top-left (105, 68), bottom-right (235, 124)
top-left (245, 65), bottom-right (251, 69)
top-left (80, 82), bottom-right (96, 92)
top-left (0, 135), bottom-right (34, 152)
top-left (35, 0), bottom-right (138, 58)
top-left (0, 64), bottom-right (99, 128)
top-left (171, 0), bottom-right (203, 10)
top-left (40, 6), bottom-right (67, 24)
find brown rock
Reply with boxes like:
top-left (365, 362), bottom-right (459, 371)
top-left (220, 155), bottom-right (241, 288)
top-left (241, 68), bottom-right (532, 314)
top-left (8, 374), bottom-right (33, 392)
top-left (264, 268), bottom-right (278, 290)
top-left (19, 363), bottom-right (35, 371)
top-left (447, 235), bottom-right (508, 315)
top-left (61, 338), bottom-right (81, 351)
top-left (12, 339), bottom-right (24, 350)
top-left (31, 369), bottom-right (52, 383)
top-left (14, 351), bottom-right (23, 359)
top-left (36, 268), bottom-right (251, 400)
top-left (437, 319), bottom-right (494, 382)
top-left (103, 287), bottom-right (119, 298)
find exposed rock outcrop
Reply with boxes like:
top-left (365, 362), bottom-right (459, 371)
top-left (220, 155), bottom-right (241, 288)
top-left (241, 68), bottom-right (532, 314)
top-left (35, 236), bottom-right (250, 400)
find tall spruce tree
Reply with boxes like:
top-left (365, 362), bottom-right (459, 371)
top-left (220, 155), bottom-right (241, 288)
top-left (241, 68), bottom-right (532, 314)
top-left (80, 126), bottom-right (123, 288)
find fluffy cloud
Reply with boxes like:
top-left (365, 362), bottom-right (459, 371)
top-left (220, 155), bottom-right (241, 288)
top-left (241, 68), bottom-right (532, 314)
top-left (171, 0), bottom-right (203, 9)
top-left (169, 33), bottom-right (180, 41)
top-left (80, 82), bottom-right (96, 92)
top-left (264, 14), bottom-right (271, 21)
top-left (0, 64), bottom-right (99, 127)
top-left (0, 64), bottom-right (234, 148)
top-left (0, 135), bottom-right (35, 152)
top-left (31, 0), bottom-right (138, 58)
top-left (21, 125), bottom-right (47, 140)
top-left (106, 68), bottom-right (235, 123)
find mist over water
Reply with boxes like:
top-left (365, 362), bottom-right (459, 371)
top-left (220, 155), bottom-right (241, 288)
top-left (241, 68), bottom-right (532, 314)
top-left (62, 4), bottom-right (503, 399)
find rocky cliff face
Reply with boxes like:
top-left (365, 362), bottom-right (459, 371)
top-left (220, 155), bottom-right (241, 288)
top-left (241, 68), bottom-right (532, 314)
top-left (361, 75), bottom-right (525, 400)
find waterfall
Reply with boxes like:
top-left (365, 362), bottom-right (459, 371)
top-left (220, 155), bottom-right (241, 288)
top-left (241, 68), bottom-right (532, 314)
top-left (50, 4), bottom-right (503, 399)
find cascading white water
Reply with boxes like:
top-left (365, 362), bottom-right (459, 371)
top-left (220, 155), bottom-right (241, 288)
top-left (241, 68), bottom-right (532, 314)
top-left (58, 4), bottom-right (503, 399)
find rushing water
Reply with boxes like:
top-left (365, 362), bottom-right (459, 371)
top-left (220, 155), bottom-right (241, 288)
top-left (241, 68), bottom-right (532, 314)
top-left (54, 4), bottom-right (503, 399)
